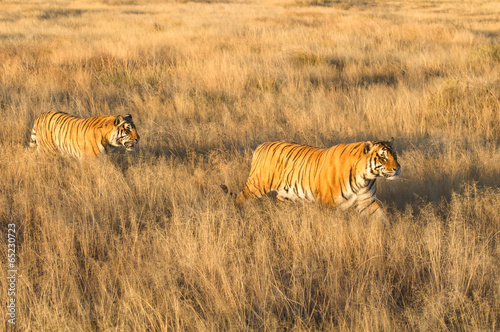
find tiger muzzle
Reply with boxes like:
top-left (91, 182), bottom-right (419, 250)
top-left (384, 164), bottom-right (401, 179)
top-left (124, 140), bottom-right (137, 151)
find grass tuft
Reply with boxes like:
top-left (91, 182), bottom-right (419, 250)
top-left (1, 0), bottom-right (499, 330)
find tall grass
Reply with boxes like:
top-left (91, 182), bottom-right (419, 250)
top-left (1, 0), bottom-right (499, 330)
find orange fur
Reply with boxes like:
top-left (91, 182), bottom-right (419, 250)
top-left (236, 140), bottom-right (400, 222)
top-left (30, 111), bottom-right (140, 159)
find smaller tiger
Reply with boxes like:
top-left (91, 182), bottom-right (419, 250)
top-left (30, 111), bottom-right (140, 159)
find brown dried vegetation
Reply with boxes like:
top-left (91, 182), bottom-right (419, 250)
top-left (0, 0), bottom-right (499, 330)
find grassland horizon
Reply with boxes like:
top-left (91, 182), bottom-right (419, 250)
top-left (1, 0), bottom-right (499, 330)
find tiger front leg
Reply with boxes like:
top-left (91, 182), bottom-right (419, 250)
top-left (356, 199), bottom-right (388, 224)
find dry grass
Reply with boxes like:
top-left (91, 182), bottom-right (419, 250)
top-left (1, 0), bottom-right (499, 330)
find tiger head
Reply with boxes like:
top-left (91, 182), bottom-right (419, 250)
top-left (112, 114), bottom-right (140, 151)
top-left (364, 138), bottom-right (401, 180)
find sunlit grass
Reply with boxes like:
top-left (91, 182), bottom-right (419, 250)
top-left (0, 0), bottom-right (499, 330)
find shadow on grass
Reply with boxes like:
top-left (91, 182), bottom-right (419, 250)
top-left (378, 136), bottom-right (500, 212)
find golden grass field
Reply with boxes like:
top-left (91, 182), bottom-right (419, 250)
top-left (1, 0), bottom-right (499, 330)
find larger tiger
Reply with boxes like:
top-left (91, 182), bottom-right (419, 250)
top-left (30, 111), bottom-right (140, 159)
top-left (233, 139), bottom-right (400, 222)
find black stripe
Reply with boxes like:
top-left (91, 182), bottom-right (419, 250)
top-left (339, 145), bottom-right (350, 157)
top-left (339, 174), bottom-right (349, 200)
top-left (263, 142), bottom-right (283, 167)
top-left (350, 143), bottom-right (363, 155)
top-left (359, 199), bottom-right (377, 215)
top-left (60, 116), bottom-right (74, 150)
top-left (349, 168), bottom-right (359, 193)
top-left (368, 179), bottom-right (376, 191)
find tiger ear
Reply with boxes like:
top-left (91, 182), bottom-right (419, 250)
top-left (123, 114), bottom-right (132, 121)
top-left (114, 115), bottom-right (124, 126)
top-left (364, 141), bottom-right (374, 154)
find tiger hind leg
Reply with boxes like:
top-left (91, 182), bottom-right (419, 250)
top-left (235, 183), bottom-right (264, 207)
top-left (220, 184), bottom-right (261, 207)
top-left (29, 126), bottom-right (38, 149)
